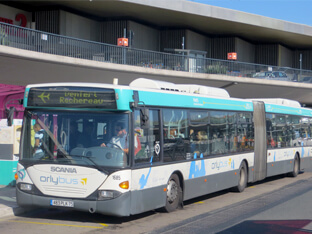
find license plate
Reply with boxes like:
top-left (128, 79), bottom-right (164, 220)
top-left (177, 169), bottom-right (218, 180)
top-left (50, 199), bottom-right (74, 207)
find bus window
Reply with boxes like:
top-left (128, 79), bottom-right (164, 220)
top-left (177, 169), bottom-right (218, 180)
top-left (300, 117), bottom-right (310, 146)
top-left (21, 111), bottom-right (130, 168)
top-left (228, 112), bottom-right (237, 153)
top-left (188, 110), bottom-right (209, 158)
top-left (134, 109), bottom-right (160, 165)
top-left (237, 112), bottom-right (254, 152)
top-left (266, 114), bottom-right (275, 148)
top-left (163, 109), bottom-right (188, 162)
top-left (210, 111), bottom-right (227, 155)
top-left (278, 115), bottom-right (287, 147)
top-left (287, 115), bottom-right (299, 147)
top-left (270, 114), bottom-right (287, 148)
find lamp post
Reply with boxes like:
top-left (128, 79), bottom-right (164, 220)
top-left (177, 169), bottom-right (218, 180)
top-left (300, 53), bottom-right (302, 81)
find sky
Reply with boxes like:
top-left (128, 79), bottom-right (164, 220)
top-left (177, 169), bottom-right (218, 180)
top-left (188, 0), bottom-right (312, 26)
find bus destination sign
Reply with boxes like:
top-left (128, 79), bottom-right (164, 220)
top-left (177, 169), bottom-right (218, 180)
top-left (27, 87), bottom-right (117, 109)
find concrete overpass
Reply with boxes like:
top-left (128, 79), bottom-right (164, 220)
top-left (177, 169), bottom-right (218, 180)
top-left (1, 45), bottom-right (312, 106)
top-left (6, 0), bottom-right (312, 49)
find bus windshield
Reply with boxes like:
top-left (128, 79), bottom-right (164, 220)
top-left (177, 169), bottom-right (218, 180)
top-left (21, 110), bottom-right (130, 168)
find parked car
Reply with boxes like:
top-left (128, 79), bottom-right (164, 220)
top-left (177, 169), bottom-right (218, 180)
top-left (300, 76), bottom-right (312, 83)
top-left (253, 71), bottom-right (289, 81)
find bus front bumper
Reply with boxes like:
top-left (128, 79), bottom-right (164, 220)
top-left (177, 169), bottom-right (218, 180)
top-left (16, 187), bottom-right (131, 217)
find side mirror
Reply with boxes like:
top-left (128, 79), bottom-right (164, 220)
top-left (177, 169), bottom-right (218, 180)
top-left (7, 107), bottom-right (16, 126)
top-left (140, 108), bottom-right (149, 129)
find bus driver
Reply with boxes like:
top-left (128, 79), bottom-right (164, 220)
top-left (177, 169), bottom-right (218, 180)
top-left (101, 123), bottom-right (129, 154)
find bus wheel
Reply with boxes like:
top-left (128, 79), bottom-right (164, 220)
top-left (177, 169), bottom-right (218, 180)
top-left (164, 174), bottom-right (181, 212)
top-left (289, 155), bottom-right (300, 177)
top-left (232, 161), bottom-right (247, 193)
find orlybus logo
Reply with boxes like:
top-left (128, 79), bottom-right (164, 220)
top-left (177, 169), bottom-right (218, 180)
top-left (18, 169), bottom-right (26, 180)
top-left (80, 178), bottom-right (87, 185)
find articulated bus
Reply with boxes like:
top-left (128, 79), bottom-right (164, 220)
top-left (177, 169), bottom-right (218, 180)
top-left (16, 78), bottom-right (312, 216)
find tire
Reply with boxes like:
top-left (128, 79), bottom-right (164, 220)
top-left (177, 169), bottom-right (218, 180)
top-left (232, 161), bottom-right (248, 193)
top-left (289, 155), bottom-right (300, 177)
top-left (164, 174), bottom-right (181, 212)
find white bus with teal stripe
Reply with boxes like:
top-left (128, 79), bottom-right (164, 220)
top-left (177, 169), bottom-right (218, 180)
top-left (16, 78), bottom-right (312, 216)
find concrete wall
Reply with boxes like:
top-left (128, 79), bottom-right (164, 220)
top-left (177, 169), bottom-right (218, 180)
top-left (185, 30), bottom-right (210, 54)
top-left (100, 20), bottom-right (127, 45)
top-left (236, 38), bottom-right (255, 63)
top-left (160, 29), bottom-right (185, 52)
top-left (211, 37), bottom-right (236, 60)
top-left (294, 50), bottom-right (312, 70)
top-left (59, 10), bottom-right (100, 42)
top-left (128, 21), bottom-right (160, 51)
top-left (255, 44), bottom-right (278, 66)
top-left (0, 4), bottom-right (32, 28)
top-left (278, 45), bottom-right (293, 68)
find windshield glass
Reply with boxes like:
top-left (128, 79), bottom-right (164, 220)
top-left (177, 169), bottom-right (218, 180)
top-left (21, 110), bottom-right (130, 168)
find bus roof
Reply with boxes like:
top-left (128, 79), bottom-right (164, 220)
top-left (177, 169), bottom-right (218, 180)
top-left (129, 78), bottom-right (230, 98)
top-left (24, 78), bottom-right (312, 116)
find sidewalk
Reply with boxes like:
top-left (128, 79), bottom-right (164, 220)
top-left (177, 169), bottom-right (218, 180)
top-left (0, 185), bottom-right (27, 218)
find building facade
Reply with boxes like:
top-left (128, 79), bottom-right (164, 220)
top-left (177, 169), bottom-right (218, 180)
top-left (2, 0), bottom-right (312, 69)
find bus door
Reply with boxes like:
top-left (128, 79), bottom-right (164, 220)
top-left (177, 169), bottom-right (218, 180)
top-left (253, 101), bottom-right (267, 181)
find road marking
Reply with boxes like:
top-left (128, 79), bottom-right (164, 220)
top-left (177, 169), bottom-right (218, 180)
top-left (195, 201), bottom-right (204, 204)
top-left (99, 223), bottom-right (109, 227)
top-left (4, 220), bottom-right (104, 229)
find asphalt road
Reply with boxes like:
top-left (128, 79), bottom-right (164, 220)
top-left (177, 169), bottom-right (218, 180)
top-left (0, 171), bottom-right (311, 234)
top-left (154, 174), bottom-right (312, 233)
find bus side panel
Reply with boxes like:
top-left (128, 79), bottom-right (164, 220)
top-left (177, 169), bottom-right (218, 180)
top-left (183, 170), bottom-right (238, 201)
top-left (131, 167), bottom-right (168, 215)
top-left (266, 160), bottom-right (293, 177)
top-left (300, 147), bottom-right (312, 170)
top-left (266, 148), bottom-right (299, 177)
top-left (182, 153), bottom-right (254, 200)
top-left (306, 156), bottom-right (312, 170)
top-left (130, 185), bottom-right (166, 215)
top-left (131, 153), bottom-right (254, 213)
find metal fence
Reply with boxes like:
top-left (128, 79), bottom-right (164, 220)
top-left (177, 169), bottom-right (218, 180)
top-left (1, 22), bottom-right (312, 83)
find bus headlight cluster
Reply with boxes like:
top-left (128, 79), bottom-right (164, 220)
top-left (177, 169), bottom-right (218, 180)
top-left (19, 183), bottom-right (33, 192)
top-left (98, 190), bottom-right (121, 200)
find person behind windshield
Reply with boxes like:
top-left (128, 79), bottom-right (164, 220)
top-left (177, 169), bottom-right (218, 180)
top-left (33, 123), bottom-right (45, 159)
top-left (101, 123), bottom-right (129, 154)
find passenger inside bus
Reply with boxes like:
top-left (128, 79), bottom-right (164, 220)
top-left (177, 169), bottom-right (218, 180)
top-left (196, 130), bottom-right (209, 154)
top-left (101, 123), bottom-right (129, 154)
top-left (33, 123), bottom-right (45, 159)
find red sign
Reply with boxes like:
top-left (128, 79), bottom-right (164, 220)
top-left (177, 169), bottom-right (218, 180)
top-left (0, 13), bottom-right (27, 27)
top-left (0, 17), bottom-right (13, 24)
top-left (117, 38), bottom-right (129, 47)
top-left (227, 52), bottom-right (237, 60)
top-left (16, 13), bottom-right (27, 27)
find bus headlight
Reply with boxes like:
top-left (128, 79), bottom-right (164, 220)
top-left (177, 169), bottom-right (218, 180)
top-left (98, 190), bottom-right (121, 200)
top-left (19, 183), bottom-right (33, 191)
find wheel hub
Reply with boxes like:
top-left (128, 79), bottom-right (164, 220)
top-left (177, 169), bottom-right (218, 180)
top-left (167, 180), bottom-right (178, 203)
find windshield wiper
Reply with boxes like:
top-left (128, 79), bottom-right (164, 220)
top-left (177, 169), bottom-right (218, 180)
top-left (70, 155), bottom-right (108, 174)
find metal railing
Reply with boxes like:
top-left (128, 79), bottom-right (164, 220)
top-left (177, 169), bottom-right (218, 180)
top-left (1, 22), bottom-right (312, 83)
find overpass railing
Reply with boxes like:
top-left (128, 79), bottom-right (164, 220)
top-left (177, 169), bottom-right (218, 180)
top-left (1, 22), bottom-right (312, 82)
